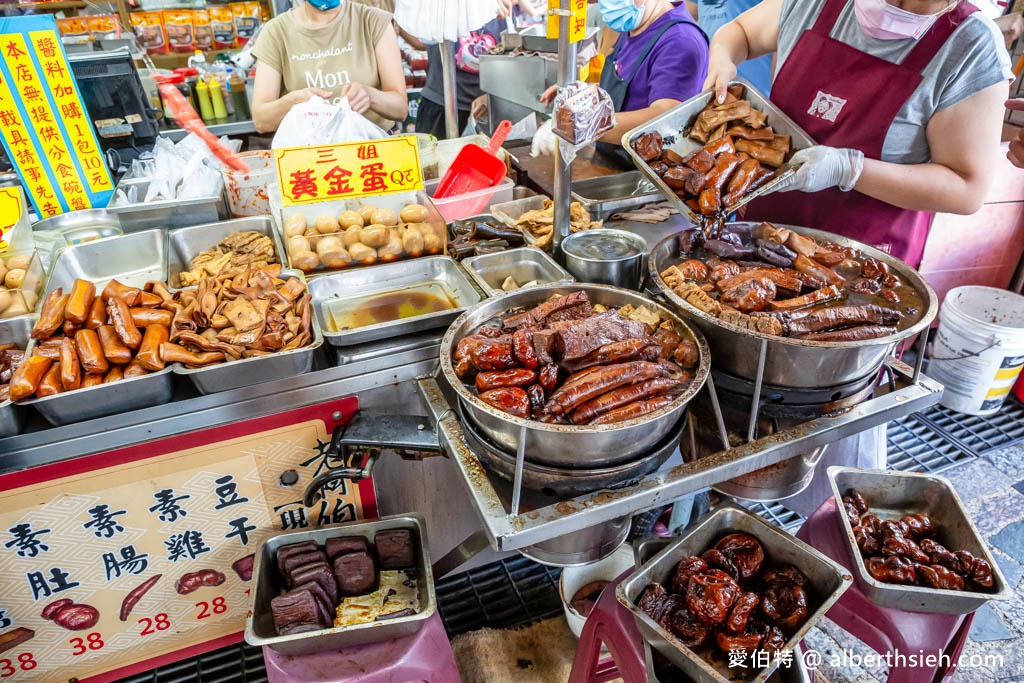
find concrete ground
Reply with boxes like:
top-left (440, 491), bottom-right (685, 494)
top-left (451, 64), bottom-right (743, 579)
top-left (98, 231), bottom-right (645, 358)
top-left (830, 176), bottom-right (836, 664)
top-left (801, 441), bottom-right (1024, 683)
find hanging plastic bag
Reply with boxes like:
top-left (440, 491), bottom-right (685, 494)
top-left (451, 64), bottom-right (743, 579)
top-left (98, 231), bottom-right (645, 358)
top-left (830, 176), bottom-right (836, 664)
top-left (271, 95), bottom-right (388, 149)
top-left (550, 81), bottom-right (615, 164)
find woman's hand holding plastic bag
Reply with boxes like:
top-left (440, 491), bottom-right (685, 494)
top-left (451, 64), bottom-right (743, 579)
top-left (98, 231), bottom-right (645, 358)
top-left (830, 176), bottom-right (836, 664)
top-left (271, 95), bottom-right (388, 149)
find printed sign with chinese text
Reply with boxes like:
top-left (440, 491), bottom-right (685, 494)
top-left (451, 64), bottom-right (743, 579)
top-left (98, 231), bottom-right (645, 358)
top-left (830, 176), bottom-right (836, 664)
top-left (273, 136), bottom-right (422, 207)
top-left (546, 0), bottom-right (588, 42)
top-left (0, 16), bottom-right (114, 218)
top-left (0, 187), bottom-right (25, 252)
top-left (0, 397), bottom-right (371, 683)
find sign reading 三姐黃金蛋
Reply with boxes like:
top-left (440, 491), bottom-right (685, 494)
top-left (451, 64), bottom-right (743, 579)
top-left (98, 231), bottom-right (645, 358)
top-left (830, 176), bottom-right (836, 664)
top-left (0, 16), bottom-right (114, 218)
top-left (546, 0), bottom-right (588, 43)
top-left (274, 136), bottom-right (422, 207)
top-left (0, 397), bottom-right (373, 683)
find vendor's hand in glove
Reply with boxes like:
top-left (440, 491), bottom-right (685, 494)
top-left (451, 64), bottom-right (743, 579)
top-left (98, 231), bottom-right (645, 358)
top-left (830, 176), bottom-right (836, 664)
top-left (775, 146), bottom-right (865, 194)
top-left (531, 119), bottom-right (557, 157)
top-left (340, 82), bottom-right (371, 114)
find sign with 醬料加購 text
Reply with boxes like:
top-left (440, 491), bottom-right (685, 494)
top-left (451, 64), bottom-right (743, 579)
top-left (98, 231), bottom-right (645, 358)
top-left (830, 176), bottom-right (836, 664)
top-left (546, 0), bottom-right (588, 43)
top-left (273, 136), bottom-right (422, 206)
top-left (0, 397), bottom-right (373, 683)
top-left (0, 16), bottom-right (114, 218)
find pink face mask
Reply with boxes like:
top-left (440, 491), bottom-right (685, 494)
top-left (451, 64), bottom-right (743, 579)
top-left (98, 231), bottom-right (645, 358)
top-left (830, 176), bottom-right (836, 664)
top-left (853, 0), bottom-right (950, 40)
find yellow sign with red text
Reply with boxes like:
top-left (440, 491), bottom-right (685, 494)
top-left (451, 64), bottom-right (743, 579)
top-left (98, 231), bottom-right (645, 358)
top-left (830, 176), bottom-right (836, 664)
top-left (0, 187), bottom-right (25, 252)
top-left (274, 136), bottom-right (422, 207)
top-left (546, 0), bottom-right (588, 43)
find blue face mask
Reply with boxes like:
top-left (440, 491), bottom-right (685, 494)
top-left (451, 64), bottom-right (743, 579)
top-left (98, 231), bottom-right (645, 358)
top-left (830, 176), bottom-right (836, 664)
top-left (306, 0), bottom-right (340, 11)
top-left (599, 0), bottom-right (645, 33)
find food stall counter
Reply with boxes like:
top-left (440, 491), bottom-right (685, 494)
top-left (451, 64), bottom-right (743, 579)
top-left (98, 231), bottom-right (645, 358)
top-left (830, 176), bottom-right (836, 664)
top-left (508, 141), bottom-right (624, 198)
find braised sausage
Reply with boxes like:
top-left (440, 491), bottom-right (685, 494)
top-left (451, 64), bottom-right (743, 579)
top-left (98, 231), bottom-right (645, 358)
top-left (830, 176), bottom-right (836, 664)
top-left (589, 394), bottom-right (677, 425)
top-left (96, 325), bottom-right (132, 365)
top-left (479, 387), bottom-right (530, 418)
top-left (538, 364), bottom-right (559, 393)
top-left (799, 325), bottom-right (897, 342)
top-left (130, 307), bottom-right (174, 328)
top-left (36, 362), bottom-right (62, 397)
top-left (545, 361), bottom-right (667, 416)
top-left (32, 290), bottom-right (68, 339)
top-left (8, 355), bottom-right (53, 401)
top-left (84, 297), bottom-right (107, 329)
top-left (136, 325), bottom-right (169, 371)
top-left (562, 338), bottom-right (658, 373)
top-left (475, 368), bottom-right (536, 392)
top-left (81, 373), bottom-right (105, 388)
top-left (766, 285), bottom-right (842, 312)
top-left (123, 360), bottom-right (149, 378)
top-left (74, 329), bottom-right (110, 374)
top-left (569, 377), bottom-right (680, 425)
top-left (158, 342), bottom-right (224, 367)
top-left (103, 365), bottom-right (124, 383)
top-left (512, 328), bottom-right (538, 369)
top-left (102, 279), bottom-right (142, 306)
top-left (107, 297), bottom-right (143, 349)
top-left (794, 254), bottom-right (845, 288)
top-left (64, 279), bottom-right (96, 325)
top-left (58, 337), bottom-right (81, 392)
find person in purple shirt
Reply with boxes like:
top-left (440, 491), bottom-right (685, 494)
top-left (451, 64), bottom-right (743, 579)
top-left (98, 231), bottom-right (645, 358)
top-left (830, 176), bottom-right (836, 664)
top-left (542, 0), bottom-right (709, 165)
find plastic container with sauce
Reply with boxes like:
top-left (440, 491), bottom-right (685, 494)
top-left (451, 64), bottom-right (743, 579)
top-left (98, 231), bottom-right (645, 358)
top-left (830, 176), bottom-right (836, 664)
top-left (221, 150), bottom-right (274, 217)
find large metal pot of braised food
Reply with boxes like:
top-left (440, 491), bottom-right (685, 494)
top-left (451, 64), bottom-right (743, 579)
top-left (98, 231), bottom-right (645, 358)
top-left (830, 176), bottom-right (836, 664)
top-left (650, 222), bottom-right (937, 388)
top-left (440, 284), bottom-right (710, 469)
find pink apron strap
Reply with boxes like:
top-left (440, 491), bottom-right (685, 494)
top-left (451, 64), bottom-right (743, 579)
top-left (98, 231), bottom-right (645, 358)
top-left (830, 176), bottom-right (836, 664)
top-left (902, 1), bottom-right (979, 71)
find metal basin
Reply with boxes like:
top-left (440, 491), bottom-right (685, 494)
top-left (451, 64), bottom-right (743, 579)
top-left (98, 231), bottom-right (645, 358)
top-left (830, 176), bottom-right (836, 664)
top-left (649, 223), bottom-right (937, 388)
top-left (518, 515), bottom-right (631, 567)
top-left (439, 283), bottom-right (710, 469)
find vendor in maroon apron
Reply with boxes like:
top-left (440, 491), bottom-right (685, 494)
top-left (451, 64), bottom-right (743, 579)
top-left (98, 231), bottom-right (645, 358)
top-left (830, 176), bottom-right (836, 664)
top-left (741, 0), bottom-right (982, 268)
top-left (698, 0), bottom-right (1011, 516)
top-left (537, 0), bottom-right (708, 166)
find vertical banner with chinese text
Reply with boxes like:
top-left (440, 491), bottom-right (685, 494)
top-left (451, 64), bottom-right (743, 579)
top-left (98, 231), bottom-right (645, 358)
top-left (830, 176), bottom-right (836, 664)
top-left (0, 16), bottom-right (114, 218)
top-left (0, 397), bottom-right (372, 683)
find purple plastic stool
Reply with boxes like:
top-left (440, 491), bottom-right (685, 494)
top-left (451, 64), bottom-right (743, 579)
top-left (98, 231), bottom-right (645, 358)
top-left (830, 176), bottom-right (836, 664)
top-left (797, 498), bottom-right (975, 683)
top-left (568, 570), bottom-right (648, 683)
top-left (262, 612), bottom-right (461, 683)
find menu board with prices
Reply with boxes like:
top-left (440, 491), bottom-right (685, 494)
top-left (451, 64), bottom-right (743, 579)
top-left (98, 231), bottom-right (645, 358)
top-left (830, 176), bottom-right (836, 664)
top-left (274, 136), bottom-right (423, 207)
top-left (0, 397), bottom-right (373, 683)
top-left (0, 16), bottom-right (114, 218)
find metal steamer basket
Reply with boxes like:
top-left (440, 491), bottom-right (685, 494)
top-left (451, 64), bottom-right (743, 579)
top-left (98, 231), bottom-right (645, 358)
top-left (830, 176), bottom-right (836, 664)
top-left (827, 467), bottom-right (1013, 614)
top-left (439, 283), bottom-right (710, 469)
top-left (619, 505), bottom-right (852, 683)
top-left (649, 224), bottom-right (938, 388)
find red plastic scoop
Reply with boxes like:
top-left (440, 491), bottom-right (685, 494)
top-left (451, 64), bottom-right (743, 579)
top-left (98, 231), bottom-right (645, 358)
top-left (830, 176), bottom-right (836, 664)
top-left (433, 120), bottom-right (513, 218)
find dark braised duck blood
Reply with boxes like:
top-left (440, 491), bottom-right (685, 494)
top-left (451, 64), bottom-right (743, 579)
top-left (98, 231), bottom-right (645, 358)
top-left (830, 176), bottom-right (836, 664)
top-left (686, 569), bottom-right (740, 625)
top-left (633, 132), bottom-right (663, 161)
top-left (271, 590), bottom-right (328, 635)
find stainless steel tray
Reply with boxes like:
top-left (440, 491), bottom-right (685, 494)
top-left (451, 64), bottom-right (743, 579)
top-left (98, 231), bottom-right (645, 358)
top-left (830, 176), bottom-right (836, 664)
top-left (0, 315), bottom-right (34, 437)
top-left (462, 246), bottom-right (573, 296)
top-left (174, 296), bottom-right (324, 395)
top-left (623, 79), bottom-right (815, 224)
top-left (46, 229), bottom-right (167, 294)
top-left (107, 177), bottom-right (228, 233)
top-left (245, 513), bottom-right (436, 656)
top-left (167, 216), bottom-right (285, 288)
top-left (827, 467), bottom-right (1012, 614)
top-left (618, 505), bottom-right (851, 683)
top-left (571, 171), bottom-right (661, 221)
top-left (502, 24), bottom-right (600, 52)
top-left (309, 256), bottom-right (483, 347)
top-left (18, 349), bottom-right (175, 427)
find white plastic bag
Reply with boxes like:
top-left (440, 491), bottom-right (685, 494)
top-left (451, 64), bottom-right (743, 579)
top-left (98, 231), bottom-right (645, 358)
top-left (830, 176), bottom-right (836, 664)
top-left (271, 96), bottom-right (388, 149)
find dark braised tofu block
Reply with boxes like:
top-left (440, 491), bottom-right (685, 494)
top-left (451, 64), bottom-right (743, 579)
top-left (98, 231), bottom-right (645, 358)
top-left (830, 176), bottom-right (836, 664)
top-left (290, 562), bottom-right (339, 604)
top-left (325, 536), bottom-right (369, 562)
top-left (333, 552), bottom-right (378, 596)
top-left (375, 529), bottom-right (415, 570)
top-left (271, 589), bottom-right (327, 635)
top-left (276, 540), bottom-right (319, 574)
top-left (281, 549), bottom-right (327, 577)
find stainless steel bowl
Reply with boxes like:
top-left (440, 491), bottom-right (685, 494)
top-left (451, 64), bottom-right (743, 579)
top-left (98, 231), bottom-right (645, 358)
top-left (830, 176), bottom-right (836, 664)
top-left (439, 283), bottom-right (710, 469)
top-left (562, 229), bottom-right (648, 290)
top-left (649, 223), bottom-right (938, 388)
top-left (31, 209), bottom-right (123, 246)
top-left (518, 515), bottom-right (631, 567)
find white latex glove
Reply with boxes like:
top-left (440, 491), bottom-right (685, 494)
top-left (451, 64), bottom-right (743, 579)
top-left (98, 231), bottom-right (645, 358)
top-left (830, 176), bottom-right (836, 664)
top-left (531, 119), bottom-right (557, 157)
top-left (775, 146), bottom-right (865, 194)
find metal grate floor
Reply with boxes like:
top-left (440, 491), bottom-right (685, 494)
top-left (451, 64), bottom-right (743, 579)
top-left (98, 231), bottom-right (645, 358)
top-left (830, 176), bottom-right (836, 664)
top-left (117, 396), bottom-right (1024, 683)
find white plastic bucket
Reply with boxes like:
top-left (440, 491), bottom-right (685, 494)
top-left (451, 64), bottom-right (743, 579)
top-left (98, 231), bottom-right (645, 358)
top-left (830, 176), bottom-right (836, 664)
top-left (221, 150), bottom-right (274, 217)
top-left (929, 286), bottom-right (1024, 415)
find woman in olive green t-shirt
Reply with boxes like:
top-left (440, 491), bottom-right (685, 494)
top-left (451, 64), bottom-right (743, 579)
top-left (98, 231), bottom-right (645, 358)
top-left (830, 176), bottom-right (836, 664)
top-left (250, 0), bottom-right (407, 133)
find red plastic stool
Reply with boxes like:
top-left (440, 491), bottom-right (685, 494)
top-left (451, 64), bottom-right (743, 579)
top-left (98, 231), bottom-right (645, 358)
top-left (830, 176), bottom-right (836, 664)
top-left (797, 498), bottom-right (975, 683)
top-left (568, 569), bottom-right (649, 683)
top-left (262, 611), bottom-right (461, 683)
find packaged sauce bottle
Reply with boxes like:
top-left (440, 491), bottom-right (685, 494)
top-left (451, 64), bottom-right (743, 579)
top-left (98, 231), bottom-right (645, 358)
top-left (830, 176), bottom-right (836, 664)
top-left (208, 76), bottom-right (228, 120)
top-left (228, 69), bottom-right (250, 119)
top-left (195, 77), bottom-right (215, 122)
